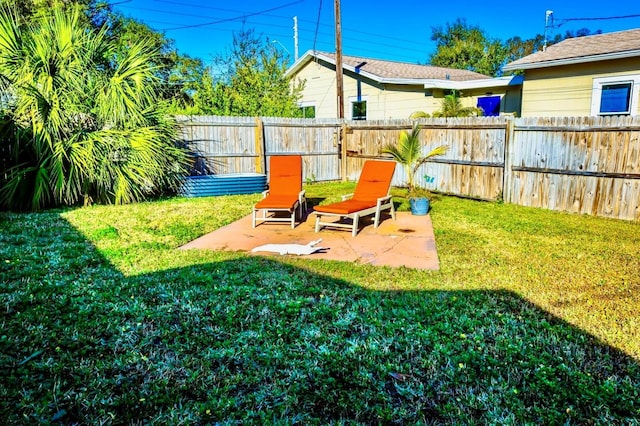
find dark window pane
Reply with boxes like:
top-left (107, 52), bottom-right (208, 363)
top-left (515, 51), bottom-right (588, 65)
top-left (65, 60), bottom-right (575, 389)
top-left (300, 105), bottom-right (315, 118)
top-left (600, 83), bottom-right (631, 114)
top-left (352, 101), bottom-right (366, 120)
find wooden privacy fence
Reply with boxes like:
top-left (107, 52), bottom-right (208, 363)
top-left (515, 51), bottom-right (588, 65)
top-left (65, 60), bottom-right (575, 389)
top-left (176, 115), bottom-right (341, 182)
top-left (507, 116), bottom-right (640, 221)
top-left (176, 115), bottom-right (640, 221)
top-left (343, 118), bottom-right (507, 201)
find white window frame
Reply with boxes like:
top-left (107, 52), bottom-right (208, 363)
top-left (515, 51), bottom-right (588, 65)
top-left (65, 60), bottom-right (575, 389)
top-left (590, 75), bottom-right (640, 116)
top-left (349, 96), bottom-right (368, 120)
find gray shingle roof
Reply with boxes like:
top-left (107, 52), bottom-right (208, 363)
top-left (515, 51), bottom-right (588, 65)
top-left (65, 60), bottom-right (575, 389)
top-left (504, 28), bottom-right (640, 70)
top-left (321, 52), bottom-right (490, 81)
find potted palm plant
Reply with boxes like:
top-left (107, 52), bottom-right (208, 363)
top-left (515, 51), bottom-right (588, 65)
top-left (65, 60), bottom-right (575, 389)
top-left (381, 123), bottom-right (448, 215)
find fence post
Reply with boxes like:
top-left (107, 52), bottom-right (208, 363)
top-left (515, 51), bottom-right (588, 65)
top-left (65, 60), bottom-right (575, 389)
top-left (340, 123), bottom-right (347, 181)
top-left (254, 117), bottom-right (265, 174)
top-left (502, 117), bottom-right (515, 204)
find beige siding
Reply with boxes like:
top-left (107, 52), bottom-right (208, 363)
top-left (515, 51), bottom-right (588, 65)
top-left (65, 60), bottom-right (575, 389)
top-left (520, 57), bottom-right (640, 117)
top-left (456, 87), bottom-right (521, 117)
top-left (291, 59), bottom-right (519, 119)
top-left (292, 61), bottom-right (338, 119)
top-left (502, 87), bottom-right (523, 116)
top-left (346, 82), bottom-right (441, 120)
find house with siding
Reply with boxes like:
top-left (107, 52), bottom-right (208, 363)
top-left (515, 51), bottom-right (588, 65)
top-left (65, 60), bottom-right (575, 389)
top-left (285, 51), bottom-right (522, 120)
top-left (503, 28), bottom-right (640, 117)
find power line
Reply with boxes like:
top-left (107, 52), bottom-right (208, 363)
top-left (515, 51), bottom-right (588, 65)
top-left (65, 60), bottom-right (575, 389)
top-left (127, 13), bottom-right (427, 57)
top-left (137, 18), bottom-right (296, 41)
top-left (114, 1), bottom-right (435, 62)
top-left (160, 0), bottom-right (304, 31)
top-left (119, 7), bottom-right (297, 33)
top-left (119, 5), bottom-right (236, 21)
top-left (151, 0), bottom-right (425, 48)
top-left (152, 0), bottom-right (294, 15)
top-left (105, 0), bottom-right (134, 6)
top-left (312, 0), bottom-right (323, 52)
top-left (150, 0), bottom-right (430, 50)
top-left (117, 1), bottom-right (432, 59)
top-left (553, 13), bottom-right (640, 28)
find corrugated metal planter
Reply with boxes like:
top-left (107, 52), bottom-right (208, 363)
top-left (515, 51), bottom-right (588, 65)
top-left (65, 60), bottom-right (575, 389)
top-left (181, 173), bottom-right (267, 197)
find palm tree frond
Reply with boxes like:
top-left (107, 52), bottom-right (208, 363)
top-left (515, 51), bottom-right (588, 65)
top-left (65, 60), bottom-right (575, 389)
top-left (409, 110), bottom-right (430, 119)
top-left (0, 3), bottom-right (188, 210)
top-left (434, 91), bottom-right (483, 118)
top-left (381, 122), bottom-right (448, 191)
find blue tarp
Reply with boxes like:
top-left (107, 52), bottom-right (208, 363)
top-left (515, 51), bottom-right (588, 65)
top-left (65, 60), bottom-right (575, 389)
top-left (477, 96), bottom-right (501, 117)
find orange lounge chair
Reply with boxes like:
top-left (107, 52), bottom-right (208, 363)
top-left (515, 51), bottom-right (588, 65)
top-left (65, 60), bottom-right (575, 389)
top-left (253, 155), bottom-right (306, 229)
top-left (314, 160), bottom-right (396, 236)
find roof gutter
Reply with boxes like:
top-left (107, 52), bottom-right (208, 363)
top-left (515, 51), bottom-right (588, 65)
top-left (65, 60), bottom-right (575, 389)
top-left (503, 49), bottom-right (640, 71)
top-left (422, 75), bottom-right (523, 90)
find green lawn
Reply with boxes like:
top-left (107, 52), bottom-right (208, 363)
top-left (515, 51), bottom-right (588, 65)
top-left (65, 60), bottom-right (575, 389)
top-left (1, 182), bottom-right (639, 424)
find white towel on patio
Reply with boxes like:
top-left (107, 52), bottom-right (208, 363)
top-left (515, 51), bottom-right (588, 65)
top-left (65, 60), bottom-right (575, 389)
top-left (251, 239), bottom-right (324, 256)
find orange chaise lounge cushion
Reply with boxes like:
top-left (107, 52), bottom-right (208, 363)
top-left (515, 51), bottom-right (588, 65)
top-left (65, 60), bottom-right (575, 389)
top-left (314, 160), bottom-right (396, 214)
top-left (313, 199), bottom-right (374, 214)
top-left (255, 155), bottom-right (302, 210)
top-left (255, 193), bottom-right (300, 210)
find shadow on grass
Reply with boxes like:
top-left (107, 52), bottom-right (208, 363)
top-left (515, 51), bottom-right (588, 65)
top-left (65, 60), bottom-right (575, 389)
top-left (0, 213), bottom-right (638, 424)
top-left (304, 197), bottom-right (326, 208)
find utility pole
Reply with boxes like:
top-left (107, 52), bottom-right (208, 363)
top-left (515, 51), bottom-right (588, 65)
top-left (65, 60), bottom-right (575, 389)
top-left (293, 16), bottom-right (299, 61)
top-left (334, 0), bottom-right (344, 119)
top-left (543, 10), bottom-right (553, 51)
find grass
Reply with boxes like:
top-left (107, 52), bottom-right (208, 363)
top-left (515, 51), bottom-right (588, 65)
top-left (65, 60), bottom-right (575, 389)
top-left (1, 181), bottom-right (639, 424)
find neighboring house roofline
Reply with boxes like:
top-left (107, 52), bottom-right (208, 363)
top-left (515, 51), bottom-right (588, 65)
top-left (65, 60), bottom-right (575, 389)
top-left (503, 49), bottom-right (640, 71)
top-left (503, 28), bottom-right (640, 72)
top-left (285, 51), bottom-right (364, 78)
top-left (286, 50), bottom-right (521, 91)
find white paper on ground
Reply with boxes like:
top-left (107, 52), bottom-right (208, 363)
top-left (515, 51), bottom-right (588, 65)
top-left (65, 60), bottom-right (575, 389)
top-left (251, 239), bottom-right (325, 256)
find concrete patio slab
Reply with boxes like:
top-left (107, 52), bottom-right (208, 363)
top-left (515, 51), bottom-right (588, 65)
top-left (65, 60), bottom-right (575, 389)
top-left (179, 211), bottom-right (439, 270)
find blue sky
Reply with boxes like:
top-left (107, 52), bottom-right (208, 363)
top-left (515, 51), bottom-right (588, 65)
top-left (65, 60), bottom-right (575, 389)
top-left (113, 0), bottom-right (640, 66)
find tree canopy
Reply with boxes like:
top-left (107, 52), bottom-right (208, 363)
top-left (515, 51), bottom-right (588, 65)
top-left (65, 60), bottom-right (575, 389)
top-left (185, 29), bottom-right (304, 117)
top-left (429, 18), bottom-right (603, 77)
top-left (0, 0), bottom-right (207, 112)
top-left (429, 18), bottom-right (507, 77)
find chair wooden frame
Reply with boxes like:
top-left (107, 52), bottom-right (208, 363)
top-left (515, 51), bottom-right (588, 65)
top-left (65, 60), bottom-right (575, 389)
top-left (252, 155), bottom-right (306, 229)
top-left (313, 160), bottom-right (396, 236)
